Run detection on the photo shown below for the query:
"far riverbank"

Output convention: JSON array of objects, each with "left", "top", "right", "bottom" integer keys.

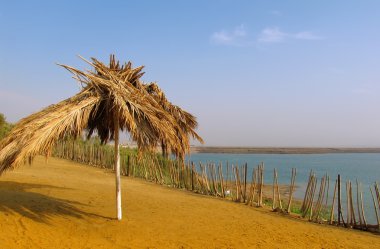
[{"left": 191, "top": 147, "right": 380, "bottom": 154}]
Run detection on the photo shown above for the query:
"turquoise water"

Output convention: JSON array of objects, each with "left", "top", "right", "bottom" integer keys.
[{"left": 186, "top": 153, "right": 380, "bottom": 224}]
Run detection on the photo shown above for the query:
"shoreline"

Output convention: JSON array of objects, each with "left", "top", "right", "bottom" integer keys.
[{"left": 190, "top": 146, "right": 380, "bottom": 154}]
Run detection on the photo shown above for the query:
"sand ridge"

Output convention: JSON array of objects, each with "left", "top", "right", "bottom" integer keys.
[{"left": 0, "top": 157, "right": 379, "bottom": 248}]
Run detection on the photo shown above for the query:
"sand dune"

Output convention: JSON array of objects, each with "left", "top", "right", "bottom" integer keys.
[{"left": 0, "top": 157, "right": 379, "bottom": 248}]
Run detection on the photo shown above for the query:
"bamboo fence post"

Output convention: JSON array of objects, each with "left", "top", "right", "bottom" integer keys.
[
  {"left": 301, "top": 170, "right": 313, "bottom": 212},
  {"left": 319, "top": 175, "right": 327, "bottom": 219},
  {"left": 346, "top": 181, "right": 350, "bottom": 225},
  {"left": 275, "top": 168, "right": 282, "bottom": 210},
  {"left": 234, "top": 165, "right": 241, "bottom": 202},
  {"left": 356, "top": 179, "right": 363, "bottom": 228},
  {"left": 302, "top": 174, "right": 314, "bottom": 217},
  {"left": 359, "top": 183, "right": 367, "bottom": 229},
  {"left": 223, "top": 163, "right": 227, "bottom": 196},
  {"left": 257, "top": 163, "right": 264, "bottom": 207},
  {"left": 215, "top": 164, "right": 221, "bottom": 196},
  {"left": 196, "top": 164, "right": 205, "bottom": 193},
  {"left": 212, "top": 164, "right": 217, "bottom": 196},
  {"left": 238, "top": 165, "right": 243, "bottom": 200},
  {"left": 209, "top": 164, "right": 216, "bottom": 195},
  {"left": 257, "top": 164, "right": 261, "bottom": 206},
  {"left": 319, "top": 175, "right": 328, "bottom": 221},
  {"left": 272, "top": 168, "right": 276, "bottom": 210},
  {"left": 314, "top": 175, "right": 326, "bottom": 221},
  {"left": 338, "top": 175, "right": 346, "bottom": 227},
  {"left": 308, "top": 177, "right": 317, "bottom": 221},
  {"left": 243, "top": 163, "right": 248, "bottom": 203},
  {"left": 198, "top": 163, "right": 204, "bottom": 193},
  {"left": 191, "top": 162, "right": 195, "bottom": 191},
  {"left": 287, "top": 168, "right": 296, "bottom": 213},
  {"left": 323, "top": 175, "right": 330, "bottom": 219},
  {"left": 330, "top": 179, "right": 337, "bottom": 225},
  {"left": 208, "top": 164, "right": 213, "bottom": 194},
  {"left": 223, "top": 163, "right": 227, "bottom": 197},
  {"left": 375, "top": 182, "right": 380, "bottom": 208},
  {"left": 338, "top": 175, "right": 342, "bottom": 225},
  {"left": 261, "top": 163, "right": 264, "bottom": 206},
  {"left": 370, "top": 186, "right": 380, "bottom": 230},
  {"left": 201, "top": 163, "right": 211, "bottom": 194},
  {"left": 349, "top": 181, "right": 356, "bottom": 227},
  {"left": 252, "top": 168, "right": 258, "bottom": 206},
  {"left": 219, "top": 163, "right": 225, "bottom": 198},
  {"left": 246, "top": 168, "right": 257, "bottom": 206},
  {"left": 226, "top": 161, "right": 230, "bottom": 197},
  {"left": 232, "top": 165, "right": 237, "bottom": 201}
]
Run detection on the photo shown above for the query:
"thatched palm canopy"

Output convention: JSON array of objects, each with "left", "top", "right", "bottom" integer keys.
[
  {"left": 144, "top": 83, "right": 204, "bottom": 158},
  {"left": 0, "top": 55, "right": 199, "bottom": 174}
]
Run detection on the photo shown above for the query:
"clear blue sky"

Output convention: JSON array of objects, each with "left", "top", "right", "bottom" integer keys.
[{"left": 1, "top": 1, "right": 380, "bottom": 147}]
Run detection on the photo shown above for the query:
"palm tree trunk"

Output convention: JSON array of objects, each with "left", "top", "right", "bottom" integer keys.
[{"left": 114, "top": 112, "right": 122, "bottom": 220}]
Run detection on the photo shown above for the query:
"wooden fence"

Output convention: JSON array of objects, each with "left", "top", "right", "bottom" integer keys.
[{"left": 53, "top": 140, "right": 380, "bottom": 233}]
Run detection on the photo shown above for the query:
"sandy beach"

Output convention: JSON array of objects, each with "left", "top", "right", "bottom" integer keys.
[{"left": 0, "top": 156, "right": 379, "bottom": 249}]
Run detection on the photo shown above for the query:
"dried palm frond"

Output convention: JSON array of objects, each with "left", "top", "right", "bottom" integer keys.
[{"left": 145, "top": 82, "right": 204, "bottom": 159}]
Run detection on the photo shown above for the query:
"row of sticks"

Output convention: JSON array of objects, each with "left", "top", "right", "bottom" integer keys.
[
  {"left": 54, "top": 140, "right": 167, "bottom": 182},
  {"left": 53, "top": 141, "right": 380, "bottom": 232},
  {"left": 168, "top": 162, "right": 380, "bottom": 231},
  {"left": 300, "top": 171, "right": 380, "bottom": 231},
  {"left": 54, "top": 141, "right": 294, "bottom": 209}
]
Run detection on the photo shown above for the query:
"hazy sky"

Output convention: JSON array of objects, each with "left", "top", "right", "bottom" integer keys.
[{"left": 1, "top": 1, "right": 380, "bottom": 147}]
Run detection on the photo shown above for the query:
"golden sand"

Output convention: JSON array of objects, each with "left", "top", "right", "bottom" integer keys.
[{"left": 0, "top": 157, "right": 379, "bottom": 248}]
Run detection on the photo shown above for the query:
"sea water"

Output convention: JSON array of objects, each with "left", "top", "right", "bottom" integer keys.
[{"left": 186, "top": 153, "right": 380, "bottom": 224}]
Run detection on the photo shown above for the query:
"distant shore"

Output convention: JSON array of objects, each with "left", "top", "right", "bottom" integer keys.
[{"left": 190, "top": 146, "right": 380, "bottom": 154}]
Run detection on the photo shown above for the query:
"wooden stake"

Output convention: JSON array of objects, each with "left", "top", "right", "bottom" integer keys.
[
  {"left": 235, "top": 165, "right": 239, "bottom": 201},
  {"left": 301, "top": 170, "right": 313, "bottom": 213},
  {"left": 314, "top": 175, "right": 326, "bottom": 221},
  {"left": 287, "top": 168, "right": 296, "bottom": 213},
  {"left": 191, "top": 162, "right": 195, "bottom": 191},
  {"left": 375, "top": 182, "right": 380, "bottom": 213},
  {"left": 272, "top": 168, "right": 276, "bottom": 210},
  {"left": 349, "top": 181, "right": 356, "bottom": 227},
  {"left": 359, "top": 183, "right": 367, "bottom": 229},
  {"left": 114, "top": 111, "right": 122, "bottom": 221},
  {"left": 330, "top": 179, "right": 337, "bottom": 225},
  {"left": 258, "top": 163, "right": 264, "bottom": 207},
  {"left": 323, "top": 175, "right": 330, "bottom": 221},
  {"left": 308, "top": 177, "right": 317, "bottom": 221},
  {"left": 338, "top": 175, "right": 342, "bottom": 225},
  {"left": 275, "top": 168, "right": 282, "bottom": 209},
  {"left": 370, "top": 186, "right": 380, "bottom": 230},
  {"left": 243, "top": 163, "right": 248, "bottom": 203},
  {"left": 356, "top": 179, "right": 363, "bottom": 228},
  {"left": 219, "top": 163, "right": 225, "bottom": 198},
  {"left": 246, "top": 168, "right": 257, "bottom": 206},
  {"left": 346, "top": 181, "right": 350, "bottom": 225}
]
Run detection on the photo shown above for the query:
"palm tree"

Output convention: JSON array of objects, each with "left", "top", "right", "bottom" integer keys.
[{"left": 0, "top": 55, "right": 197, "bottom": 220}]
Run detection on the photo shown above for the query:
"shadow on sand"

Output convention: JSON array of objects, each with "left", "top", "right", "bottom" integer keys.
[{"left": 0, "top": 181, "right": 112, "bottom": 223}]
